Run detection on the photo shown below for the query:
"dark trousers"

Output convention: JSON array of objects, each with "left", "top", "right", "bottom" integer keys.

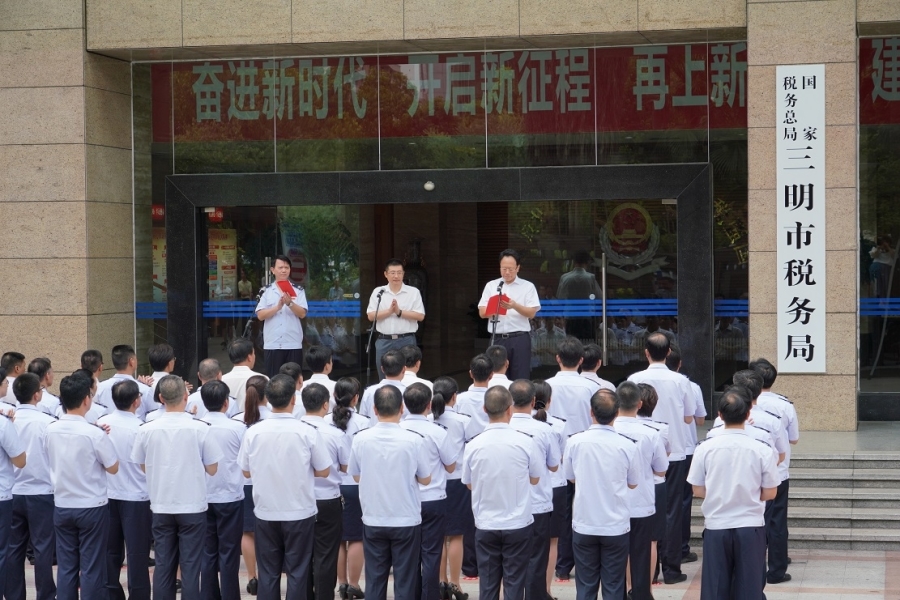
[
  {"left": 264, "top": 348, "right": 304, "bottom": 378},
  {"left": 108, "top": 499, "right": 152, "bottom": 600},
  {"left": 526, "top": 513, "right": 552, "bottom": 600},
  {"left": 6, "top": 493, "right": 56, "bottom": 600},
  {"left": 0, "top": 499, "right": 13, "bottom": 599},
  {"left": 363, "top": 524, "right": 421, "bottom": 600},
  {"left": 700, "top": 527, "right": 766, "bottom": 600},
  {"left": 462, "top": 525, "right": 478, "bottom": 577},
  {"left": 374, "top": 337, "right": 417, "bottom": 380},
  {"left": 660, "top": 458, "right": 687, "bottom": 580},
  {"left": 681, "top": 453, "right": 694, "bottom": 556},
  {"left": 56, "top": 505, "right": 110, "bottom": 600},
  {"left": 256, "top": 515, "right": 316, "bottom": 600},
  {"left": 419, "top": 499, "right": 447, "bottom": 600},
  {"left": 628, "top": 516, "right": 653, "bottom": 600},
  {"left": 308, "top": 497, "right": 343, "bottom": 600},
  {"left": 474, "top": 525, "right": 532, "bottom": 600},
  {"left": 572, "top": 531, "right": 629, "bottom": 600},
  {"left": 495, "top": 333, "right": 531, "bottom": 381},
  {"left": 765, "top": 479, "right": 790, "bottom": 579},
  {"left": 555, "top": 481, "right": 575, "bottom": 576},
  {"left": 202, "top": 501, "right": 244, "bottom": 600},
  {"left": 153, "top": 511, "right": 206, "bottom": 600}
]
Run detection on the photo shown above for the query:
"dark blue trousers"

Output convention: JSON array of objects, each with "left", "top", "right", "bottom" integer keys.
[
  {"left": 474, "top": 525, "right": 532, "bottom": 600},
  {"left": 56, "top": 504, "right": 110, "bottom": 600},
  {"left": 572, "top": 531, "right": 628, "bottom": 600},
  {"left": 681, "top": 453, "right": 694, "bottom": 556},
  {"left": 555, "top": 481, "right": 575, "bottom": 577},
  {"left": 418, "top": 499, "right": 447, "bottom": 600},
  {"left": 108, "top": 499, "right": 152, "bottom": 600},
  {"left": 526, "top": 513, "right": 551, "bottom": 600},
  {"left": 0, "top": 498, "right": 12, "bottom": 599},
  {"left": 765, "top": 479, "right": 791, "bottom": 580},
  {"left": 309, "top": 497, "right": 343, "bottom": 600},
  {"left": 628, "top": 516, "right": 654, "bottom": 600},
  {"left": 153, "top": 511, "right": 206, "bottom": 600},
  {"left": 363, "top": 524, "right": 421, "bottom": 600},
  {"left": 495, "top": 332, "right": 531, "bottom": 380},
  {"left": 661, "top": 458, "right": 687, "bottom": 580},
  {"left": 6, "top": 493, "right": 56, "bottom": 600},
  {"left": 256, "top": 515, "right": 316, "bottom": 600},
  {"left": 202, "top": 501, "right": 244, "bottom": 600},
  {"left": 700, "top": 527, "right": 766, "bottom": 600}
]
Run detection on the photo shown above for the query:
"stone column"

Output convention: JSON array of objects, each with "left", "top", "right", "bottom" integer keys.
[
  {"left": 747, "top": 0, "right": 857, "bottom": 430},
  {"left": 0, "top": 1, "right": 134, "bottom": 379}
]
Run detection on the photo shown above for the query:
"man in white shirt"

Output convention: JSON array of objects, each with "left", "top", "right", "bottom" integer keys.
[
  {"left": 0, "top": 352, "right": 26, "bottom": 406},
  {"left": 400, "top": 345, "right": 433, "bottom": 390},
  {"left": 185, "top": 358, "right": 229, "bottom": 419},
  {"left": 222, "top": 338, "right": 267, "bottom": 414},
  {"left": 454, "top": 355, "right": 493, "bottom": 436},
  {"left": 28, "top": 358, "right": 59, "bottom": 418},
  {"left": 688, "top": 388, "right": 779, "bottom": 600},
  {"left": 94, "top": 345, "right": 156, "bottom": 421},
  {"left": 350, "top": 385, "right": 431, "bottom": 600},
  {"left": 580, "top": 343, "right": 615, "bottom": 391},
  {"left": 478, "top": 249, "right": 541, "bottom": 380},
  {"left": 564, "top": 389, "right": 640, "bottom": 600},
  {"left": 0, "top": 393, "right": 25, "bottom": 600},
  {"left": 462, "top": 386, "right": 542, "bottom": 600},
  {"left": 132, "top": 375, "right": 222, "bottom": 600},
  {"left": 97, "top": 379, "right": 153, "bottom": 600},
  {"left": 256, "top": 254, "right": 310, "bottom": 377},
  {"left": 484, "top": 345, "right": 513, "bottom": 390},
  {"left": 302, "top": 345, "right": 338, "bottom": 398},
  {"left": 626, "top": 333, "right": 694, "bottom": 584},
  {"left": 359, "top": 351, "right": 407, "bottom": 418},
  {"left": 366, "top": 259, "right": 426, "bottom": 380},
  {"left": 45, "top": 372, "right": 119, "bottom": 600}
]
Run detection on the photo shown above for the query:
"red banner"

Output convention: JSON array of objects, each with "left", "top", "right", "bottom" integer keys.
[{"left": 860, "top": 37, "right": 900, "bottom": 125}]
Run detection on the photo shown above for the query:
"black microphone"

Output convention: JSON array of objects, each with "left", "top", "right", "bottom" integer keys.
[
  {"left": 496, "top": 281, "right": 504, "bottom": 293},
  {"left": 376, "top": 288, "right": 385, "bottom": 298}
]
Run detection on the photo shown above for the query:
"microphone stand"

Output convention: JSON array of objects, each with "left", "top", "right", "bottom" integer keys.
[
  {"left": 490, "top": 281, "right": 503, "bottom": 346},
  {"left": 366, "top": 288, "right": 385, "bottom": 387}
]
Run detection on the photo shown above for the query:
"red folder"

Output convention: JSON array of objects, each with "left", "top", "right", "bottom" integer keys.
[
  {"left": 276, "top": 280, "right": 297, "bottom": 298},
  {"left": 485, "top": 294, "right": 509, "bottom": 317}
]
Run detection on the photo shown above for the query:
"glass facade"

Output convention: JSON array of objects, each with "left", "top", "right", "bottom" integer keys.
[{"left": 133, "top": 42, "right": 748, "bottom": 387}]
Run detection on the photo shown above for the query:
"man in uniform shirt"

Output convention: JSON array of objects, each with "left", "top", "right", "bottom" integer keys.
[
  {"left": 222, "top": 338, "right": 267, "bottom": 414},
  {"left": 80, "top": 349, "right": 104, "bottom": 381},
  {"left": 7, "top": 372, "right": 57, "bottom": 600},
  {"left": 478, "top": 249, "right": 541, "bottom": 380},
  {"left": 626, "top": 333, "right": 694, "bottom": 584},
  {"left": 454, "top": 354, "right": 492, "bottom": 436},
  {"left": 366, "top": 259, "right": 426, "bottom": 380},
  {"left": 255, "top": 254, "right": 310, "bottom": 376},
  {"left": 0, "top": 391, "right": 25, "bottom": 600},
  {"left": 688, "top": 389, "right": 779, "bottom": 600},
  {"left": 301, "top": 345, "right": 338, "bottom": 398},
  {"left": 98, "top": 380, "right": 153, "bottom": 600},
  {"left": 580, "top": 343, "right": 615, "bottom": 391},
  {"left": 185, "top": 358, "right": 228, "bottom": 419},
  {"left": 1, "top": 352, "right": 26, "bottom": 406},
  {"left": 484, "top": 345, "right": 513, "bottom": 389},
  {"left": 613, "top": 382, "right": 668, "bottom": 600},
  {"left": 349, "top": 385, "right": 431, "bottom": 600},
  {"left": 200, "top": 380, "right": 247, "bottom": 600},
  {"left": 462, "top": 386, "right": 542, "bottom": 600},
  {"left": 358, "top": 350, "right": 407, "bottom": 418},
  {"left": 29, "top": 358, "right": 60, "bottom": 417},
  {"left": 45, "top": 372, "right": 119, "bottom": 600},
  {"left": 400, "top": 345, "right": 433, "bottom": 390},
  {"left": 94, "top": 345, "right": 156, "bottom": 420},
  {"left": 750, "top": 357, "right": 800, "bottom": 585},
  {"left": 132, "top": 374, "right": 222, "bottom": 600},
  {"left": 401, "top": 383, "right": 457, "bottom": 600}
]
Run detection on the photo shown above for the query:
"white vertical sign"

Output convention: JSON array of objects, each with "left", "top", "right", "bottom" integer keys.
[{"left": 776, "top": 64, "right": 826, "bottom": 373}]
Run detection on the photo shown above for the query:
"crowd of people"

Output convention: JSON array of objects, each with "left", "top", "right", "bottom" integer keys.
[{"left": 0, "top": 328, "right": 799, "bottom": 600}]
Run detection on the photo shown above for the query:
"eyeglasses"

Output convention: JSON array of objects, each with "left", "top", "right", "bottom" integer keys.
[{"left": 500, "top": 267, "right": 517, "bottom": 272}]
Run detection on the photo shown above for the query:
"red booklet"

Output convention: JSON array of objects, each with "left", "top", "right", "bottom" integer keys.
[
  {"left": 485, "top": 294, "right": 509, "bottom": 317},
  {"left": 276, "top": 280, "right": 297, "bottom": 298}
]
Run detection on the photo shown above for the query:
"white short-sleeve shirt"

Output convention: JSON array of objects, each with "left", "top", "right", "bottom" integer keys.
[
  {"left": 477, "top": 277, "right": 540, "bottom": 334},
  {"left": 202, "top": 412, "right": 247, "bottom": 504},
  {"left": 436, "top": 410, "right": 471, "bottom": 481},
  {"left": 12, "top": 404, "right": 56, "bottom": 496},
  {"left": 455, "top": 387, "right": 489, "bottom": 435},
  {"left": 45, "top": 414, "right": 118, "bottom": 509},
  {"left": 400, "top": 415, "right": 457, "bottom": 502},
  {"left": 366, "top": 284, "right": 425, "bottom": 336},
  {"left": 255, "top": 282, "right": 309, "bottom": 350},
  {"left": 614, "top": 417, "right": 669, "bottom": 518},
  {"left": 545, "top": 371, "right": 600, "bottom": 437},
  {"left": 329, "top": 411, "right": 370, "bottom": 486},
  {"left": 0, "top": 416, "right": 24, "bottom": 500},
  {"left": 358, "top": 381, "right": 407, "bottom": 419},
  {"left": 757, "top": 391, "right": 799, "bottom": 481},
  {"left": 627, "top": 364, "right": 694, "bottom": 461},
  {"left": 221, "top": 367, "right": 267, "bottom": 414},
  {"left": 685, "top": 380, "right": 707, "bottom": 456},
  {"left": 508, "top": 414, "right": 561, "bottom": 514},
  {"left": 96, "top": 410, "right": 149, "bottom": 502},
  {"left": 300, "top": 415, "right": 349, "bottom": 500}
]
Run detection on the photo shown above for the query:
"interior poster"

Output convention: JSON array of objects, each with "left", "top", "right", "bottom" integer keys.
[
  {"left": 209, "top": 229, "right": 238, "bottom": 299},
  {"left": 152, "top": 227, "right": 167, "bottom": 302}
]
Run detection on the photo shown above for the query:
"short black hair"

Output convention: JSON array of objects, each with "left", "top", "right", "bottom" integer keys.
[
  {"left": 201, "top": 380, "right": 230, "bottom": 412},
  {"left": 401, "top": 344, "right": 423, "bottom": 368},
  {"left": 81, "top": 350, "right": 103, "bottom": 374},
  {"left": 227, "top": 338, "right": 254, "bottom": 364},
  {"left": 27, "top": 357, "right": 52, "bottom": 381},
  {"left": 59, "top": 372, "right": 93, "bottom": 411},
  {"left": 486, "top": 345, "right": 508, "bottom": 373},
  {"left": 469, "top": 354, "right": 493, "bottom": 383},
  {"left": 582, "top": 343, "right": 602, "bottom": 371},
  {"left": 645, "top": 332, "right": 670, "bottom": 362},
  {"left": 637, "top": 383, "right": 658, "bottom": 418},
  {"left": 111, "top": 345, "right": 136, "bottom": 370},
  {"left": 265, "top": 374, "right": 296, "bottom": 409},
  {"left": 380, "top": 350, "right": 405, "bottom": 378},
  {"left": 112, "top": 379, "right": 141, "bottom": 411},
  {"left": 13, "top": 373, "right": 41, "bottom": 404},
  {"left": 499, "top": 249, "right": 521, "bottom": 265},
  {"left": 0, "top": 352, "right": 25, "bottom": 372},
  {"left": 557, "top": 337, "right": 584, "bottom": 368},
  {"left": 148, "top": 344, "right": 175, "bottom": 372},
  {"left": 484, "top": 386, "right": 513, "bottom": 417},
  {"left": 279, "top": 362, "right": 303, "bottom": 383},
  {"left": 718, "top": 387, "right": 751, "bottom": 425},
  {"left": 665, "top": 348, "right": 681, "bottom": 372},
  {"left": 306, "top": 345, "right": 333, "bottom": 373},
  {"left": 384, "top": 259, "right": 404, "bottom": 271},
  {"left": 374, "top": 384, "right": 403, "bottom": 417},
  {"left": 274, "top": 254, "right": 292, "bottom": 267},
  {"left": 749, "top": 358, "right": 778, "bottom": 388},
  {"left": 403, "top": 382, "right": 432, "bottom": 415},
  {"left": 616, "top": 381, "right": 642, "bottom": 411},
  {"left": 732, "top": 370, "right": 763, "bottom": 401},
  {"left": 509, "top": 379, "right": 535, "bottom": 407},
  {"left": 301, "top": 383, "right": 330, "bottom": 413},
  {"left": 590, "top": 389, "right": 619, "bottom": 425},
  {"left": 573, "top": 250, "right": 591, "bottom": 265}
]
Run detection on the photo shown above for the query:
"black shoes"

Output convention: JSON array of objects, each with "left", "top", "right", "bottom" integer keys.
[
  {"left": 767, "top": 573, "right": 792, "bottom": 584},
  {"left": 555, "top": 571, "right": 571, "bottom": 582},
  {"left": 682, "top": 552, "right": 698, "bottom": 563},
  {"left": 175, "top": 579, "right": 182, "bottom": 593},
  {"left": 246, "top": 577, "right": 258, "bottom": 595},
  {"left": 663, "top": 573, "right": 688, "bottom": 584},
  {"left": 446, "top": 582, "right": 468, "bottom": 600},
  {"left": 339, "top": 583, "right": 350, "bottom": 600},
  {"left": 346, "top": 584, "right": 365, "bottom": 599}
]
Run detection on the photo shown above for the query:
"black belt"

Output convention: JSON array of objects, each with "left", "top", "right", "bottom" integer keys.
[
  {"left": 497, "top": 331, "right": 529, "bottom": 339},
  {"left": 378, "top": 332, "right": 415, "bottom": 340}
]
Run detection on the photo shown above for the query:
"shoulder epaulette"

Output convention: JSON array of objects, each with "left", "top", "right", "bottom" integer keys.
[
  {"left": 554, "top": 416, "right": 567, "bottom": 422},
  {"left": 710, "top": 423, "right": 723, "bottom": 429},
  {"left": 755, "top": 439, "right": 772, "bottom": 448},
  {"left": 568, "top": 432, "right": 580, "bottom": 438},
  {"left": 352, "top": 429, "right": 363, "bottom": 436},
  {"left": 618, "top": 433, "right": 638, "bottom": 443},
  {"left": 750, "top": 424, "right": 770, "bottom": 434},
  {"left": 458, "top": 412, "right": 473, "bottom": 418},
  {"left": 406, "top": 428, "right": 425, "bottom": 438},
  {"left": 193, "top": 418, "right": 211, "bottom": 425},
  {"left": 431, "top": 421, "right": 448, "bottom": 430},
  {"left": 642, "top": 423, "right": 660, "bottom": 431},
  {"left": 330, "top": 423, "right": 344, "bottom": 431},
  {"left": 465, "top": 432, "right": 481, "bottom": 443},
  {"left": 300, "top": 420, "right": 317, "bottom": 429},
  {"left": 538, "top": 420, "right": 552, "bottom": 427},
  {"left": 516, "top": 430, "right": 533, "bottom": 438},
  {"left": 764, "top": 410, "right": 780, "bottom": 419}
]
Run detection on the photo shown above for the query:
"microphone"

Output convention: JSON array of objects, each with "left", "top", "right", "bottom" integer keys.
[
  {"left": 496, "top": 281, "right": 504, "bottom": 293},
  {"left": 376, "top": 288, "right": 385, "bottom": 298}
]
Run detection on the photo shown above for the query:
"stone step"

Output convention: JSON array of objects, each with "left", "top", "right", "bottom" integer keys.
[
  {"left": 690, "top": 525, "right": 900, "bottom": 550},
  {"left": 690, "top": 505, "right": 900, "bottom": 529},
  {"left": 788, "top": 468, "right": 900, "bottom": 488},
  {"left": 690, "top": 486, "right": 900, "bottom": 508},
  {"left": 790, "top": 452, "right": 900, "bottom": 470}
]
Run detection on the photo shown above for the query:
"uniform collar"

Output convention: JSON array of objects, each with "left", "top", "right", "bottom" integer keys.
[
  {"left": 616, "top": 416, "right": 639, "bottom": 423},
  {"left": 112, "top": 373, "right": 135, "bottom": 380},
  {"left": 160, "top": 411, "right": 191, "bottom": 419},
  {"left": 59, "top": 414, "right": 87, "bottom": 423},
  {"left": 231, "top": 365, "right": 254, "bottom": 372},
  {"left": 647, "top": 363, "right": 668, "bottom": 370},
  {"left": 374, "top": 421, "right": 401, "bottom": 428},
  {"left": 511, "top": 413, "right": 533, "bottom": 420},
  {"left": 205, "top": 411, "right": 230, "bottom": 421},
  {"left": 17, "top": 404, "right": 39, "bottom": 412},
  {"left": 309, "top": 374, "right": 330, "bottom": 382},
  {"left": 405, "top": 414, "right": 429, "bottom": 421},
  {"left": 114, "top": 410, "right": 139, "bottom": 419},
  {"left": 555, "top": 370, "right": 580, "bottom": 377},
  {"left": 302, "top": 414, "right": 326, "bottom": 423},
  {"left": 269, "top": 412, "right": 294, "bottom": 419},
  {"left": 485, "top": 423, "right": 511, "bottom": 431},
  {"left": 589, "top": 424, "right": 616, "bottom": 432}
]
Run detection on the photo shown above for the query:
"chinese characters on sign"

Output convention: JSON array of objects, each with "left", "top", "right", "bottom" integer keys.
[
  {"left": 860, "top": 38, "right": 900, "bottom": 125},
  {"left": 776, "top": 65, "right": 826, "bottom": 373}
]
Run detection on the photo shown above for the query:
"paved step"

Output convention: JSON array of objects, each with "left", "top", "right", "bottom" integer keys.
[
  {"left": 789, "top": 468, "right": 900, "bottom": 488},
  {"left": 690, "top": 526, "right": 900, "bottom": 550},
  {"left": 690, "top": 505, "right": 900, "bottom": 529},
  {"left": 790, "top": 452, "right": 900, "bottom": 470}
]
